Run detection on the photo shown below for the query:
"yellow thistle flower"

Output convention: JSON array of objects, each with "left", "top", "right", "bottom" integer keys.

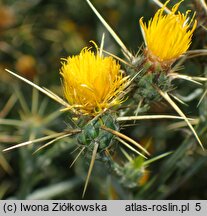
[
  {"left": 60, "top": 44, "right": 129, "bottom": 116},
  {"left": 139, "top": 0, "right": 197, "bottom": 68}
]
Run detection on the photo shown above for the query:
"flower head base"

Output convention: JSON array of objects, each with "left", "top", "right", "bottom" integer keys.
[
  {"left": 60, "top": 44, "right": 129, "bottom": 116},
  {"left": 139, "top": 0, "right": 197, "bottom": 69}
]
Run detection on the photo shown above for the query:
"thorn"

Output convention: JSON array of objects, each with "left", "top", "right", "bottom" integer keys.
[
  {"left": 82, "top": 142, "right": 99, "bottom": 198},
  {"left": 101, "top": 125, "right": 150, "bottom": 157},
  {"left": 85, "top": 0, "right": 133, "bottom": 60},
  {"left": 155, "top": 87, "right": 205, "bottom": 151},
  {"left": 70, "top": 147, "right": 85, "bottom": 168}
]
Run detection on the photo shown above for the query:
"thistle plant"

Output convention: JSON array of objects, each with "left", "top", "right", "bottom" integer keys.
[
  {"left": 60, "top": 44, "right": 130, "bottom": 116},
  {"left": 1, "top": 0, "right": 207, "bottom": 199},
  {"left": 140, "top": 0, "right": 197, "bottom": 70}
]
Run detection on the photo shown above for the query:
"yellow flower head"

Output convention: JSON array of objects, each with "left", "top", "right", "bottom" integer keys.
[
  {"left": 139, "top": 0, "right": 197, "bottom": 65},
  {"left": 60, "top": 44, "right": 129, "bottom": 116}
]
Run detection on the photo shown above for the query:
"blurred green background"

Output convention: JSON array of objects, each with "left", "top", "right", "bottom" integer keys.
[{"left": 0, "top": 0, "right": 207, "bottom": 199}]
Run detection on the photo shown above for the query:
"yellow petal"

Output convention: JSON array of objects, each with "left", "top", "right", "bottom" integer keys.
[
  {"left": 140, "top": 0, "right": 197, "bottom": 63},
  {"left": 60, "top": 44, "right": 130, "bottom": 116}
]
